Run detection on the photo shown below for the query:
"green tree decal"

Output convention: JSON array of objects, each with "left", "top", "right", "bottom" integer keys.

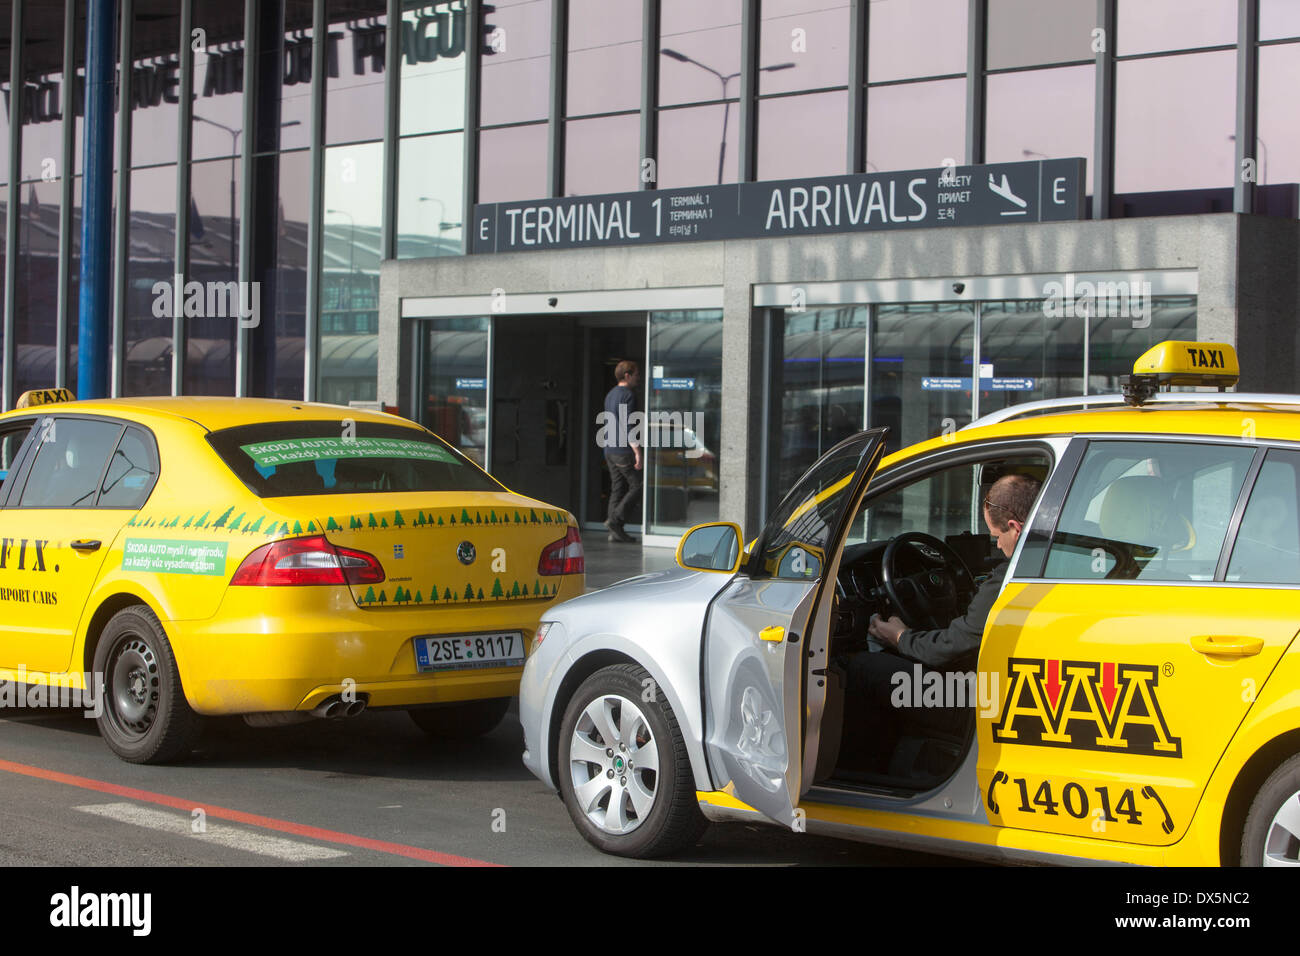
[
  {"left": 533, "top": 579, "right": 541, "bottom": 596},
  {"left": 196, "top": 510, "right": 210, "bottom": 528},
  {"left": 307, "top": 521, "right": 317, "bottom": 532},
  {"left": 542, "top": 512, "right": 552, "bottom": 524},
  {"left": 491, "top": 578, "right": 504, "bottom": 599},
  {"left": 449, "top": 514, "right": 456, "bottom": 524},
  {"left": 530, "top": 509, "right": 539, "bottom": 524},
  {"left": 327, "top": 517, "right": 341, "bottom": 532},
  {"left": 368, "top": 513, "right": 378, "bottom": 528},
  {"left": 475, "top": 512, "right": 482, "bottom": 524},
  {"left": 437, "top": 515, "right": 444, "bottom": 526},
  {"left": 443, "top": 587, "right": 453, "bottom": 602},
  {"left": 246, "top": 516, "right": 264, "bottom": 535},
  {"left": 230, "top": 512, "right": 246, "bottom": 532},
  {"left": 350, "top": 515, "right": 362, "bottom": 530},
  {"left": 380, "top": 517, "right": 388, "bottom": 528},
  {"left": 414, "top": 590, "right": 423, "bottom": 604},
  {"left": 463, "top": 582, "right": 474, "bottom": 601},
  {"left": 514, "top": 510, "right": 523, "bottom": 523},
  {"left": 377, "top": 589, "right": 387, "bottom": 604},
  {"left": 477, "top": 587, "right": 485, "bottom": 600},
  {"left": 395, "top": 586, "right": 408, "bottom": 604},
  {"left": 292, "top": 520, "right": 302, "bottom": 534},
  {"left": 414, "top": 512, "right": 424, "bottom": 527},
  {"left": 510, "top": 581, "right": 521, "bottom": 597},
  {"left": 212, "top": 507, "right": 234, "bottom": 530},
  {"left": 363, "top": 586, "right": 376, "bottom": 604},
  {"left": 393, "top": 511, "right": 405, "bottom": 528},
  {"left": 489, "top": 510, "right": 498, "bottom": 524},
  {"left": 182, "top": 516, "right": 193, "bottom": 529},
  {"left": 126, "top": 515, "right": 137, "bottom": 527},
  {"left": 461, "top": 508, "right": 472, "bottom": 525},
  {"left": 429, "top": 586, "right": 438, "bottom": 602}
]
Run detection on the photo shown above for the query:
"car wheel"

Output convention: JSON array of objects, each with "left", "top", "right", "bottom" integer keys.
[
  {"left": 408, "top": 697, "right": 511, "bottom": 738},
  {"left": 557, "top": 663, "right": 706, "bottom": 858},
  {"left": 1241, "top": 753, "right": 1300, "bottom": 866},
  {"left": 93, "top": 605, "right": 203, "bottom": 764}
]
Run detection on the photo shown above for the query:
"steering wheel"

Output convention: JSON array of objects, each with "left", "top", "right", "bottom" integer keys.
[{"left": 880, "top": 532, "right": 977, "bottom": 631}]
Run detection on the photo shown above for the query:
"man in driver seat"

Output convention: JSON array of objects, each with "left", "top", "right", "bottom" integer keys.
[{"left": 866, "top": 473, "right": 1041, "bottom": 663}]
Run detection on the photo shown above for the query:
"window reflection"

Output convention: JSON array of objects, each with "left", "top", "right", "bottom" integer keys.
[
  {"left": 759, "top": 0, "right": 850, "bottom": 95},
  {"left": 479, "top": 123, "right": 548, "bottom": 202},
  {"left": 398, "top": 131, "right": 465, "bottom": 256},
  {"left": 325, "top": 0, "right": 387, "bottom": 145},
  {"left": 1117, "top": 0, "right": 1237, "bottom": 56},
  {"left": 480, "top": 0, "right": 553, "bottom": 126},
  {"left": 319, "top": 142, "right": 382, "bottom": 405},
  {"left": 124, "top": 164, "right": 178, "bottom": 398},
  {"left": 128, "top": 2, "right": 182, "bottom": 168},
  {"left": 985, "top": 64, "right": 1094, "bottom": 181},
  {"left": 191, "top": 0, "right": 248, "bottom": 161},
  {"left": 758, "top": 91, "right": 847, "bottom": 180},
  {"left": 774, "top": 307, "right": 865, "bottom": 500},
  {"left": 1257, "top": 44, "right": 1300, "bottom": 193},
  {"left": 659, "top": 0, "right": 742, "bottom": 107},
  {"left": 986, "top": 0, "right": 1093, "bottom": 71},
  {"left": 260, "top": 148, "right": 310, "bottom": 400},
  {"left": 1261, "top": 0, "right": 1300, "bottom": 41},
  {"left": 657, "top": 103, "right": 739, "bottom": 187},
  {"left": 565, "top": 113, "right": 641, "bottom": 195},
  {"left": 14, "top": 180, "right": 60, "bottom": 398},
  {"left": 566, "top": 0, "right": 642, "bottom": 116},
  {"left": 401, "top": 1, "right": 468, "bottom": 135},
  {"left": 423, "top": 316, "right": 489, "bottom": 466},
  {"left": 866, "top": 78, "right": 963, "bottom": 174},
  {"left": 1115, "top": 51, "right": 1235, "bottom": 194},
  {"left": 1088, "top": 296, "right": 1196, "bottom": 393},
  {"left": 868, "top": 0, "right": 967, "bottom": 83},
  {"left": 186, "top": 158, "right": 241, "bottom": 395}
]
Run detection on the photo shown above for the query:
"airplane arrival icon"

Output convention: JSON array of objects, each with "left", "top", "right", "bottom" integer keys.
[{"left": 988, "top": 173, "right": 1028, "bottom": 215}]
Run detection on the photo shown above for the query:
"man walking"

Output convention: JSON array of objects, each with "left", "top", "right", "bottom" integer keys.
[{"left": 602, "top": 360, "right": 642, "bottom": 543}]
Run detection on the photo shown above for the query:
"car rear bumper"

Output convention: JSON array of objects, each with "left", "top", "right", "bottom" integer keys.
[{"left": 165, "top": 577, "right": 584, "bottom": 715}]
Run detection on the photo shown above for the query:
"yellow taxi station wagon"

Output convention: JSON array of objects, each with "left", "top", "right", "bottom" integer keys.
[
  {"left": 520, "top": 342, "right": 1300, "bottom": 865},
  {"left": 0, "top": 394, "right": 584, "bottom": 764}
]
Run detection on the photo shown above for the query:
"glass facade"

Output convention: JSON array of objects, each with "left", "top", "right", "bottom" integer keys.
[{"left": 0, "top": 0, "right": 1293, "bottom": 425}]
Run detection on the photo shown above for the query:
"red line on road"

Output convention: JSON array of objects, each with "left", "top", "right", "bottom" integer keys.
[{"left": 0, "top": 757, "right": 501, "bottom": 867}]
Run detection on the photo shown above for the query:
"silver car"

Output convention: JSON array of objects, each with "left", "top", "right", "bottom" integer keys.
[{"left": 520, "top": 429, "right": 889, "bottom": 857}]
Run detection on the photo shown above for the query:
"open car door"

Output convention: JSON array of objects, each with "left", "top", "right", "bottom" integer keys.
[{"left": 703, "top": 429, "right": 887, "bottom": 826}]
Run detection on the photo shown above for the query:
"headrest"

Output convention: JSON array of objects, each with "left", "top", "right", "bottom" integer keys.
[{"left": 1099, "top": 476, "right": 1193, "bottom": 551}]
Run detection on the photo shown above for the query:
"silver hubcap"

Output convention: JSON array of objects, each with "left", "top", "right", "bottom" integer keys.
[
  {"left": 1263, "top": 791, "right": 1300, "bottom": 866},
  {"left": 568, "top": 694, "right": 659, "bottom": 835}
]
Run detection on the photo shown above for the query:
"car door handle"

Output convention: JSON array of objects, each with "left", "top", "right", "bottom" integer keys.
[
  {"left": 1190, "top": 634, "right": 1264, "bottom": 658},
  {"left": 70, "top": 539, "right": 102, "bottom": 553},
  {"left": 759, "top": 625, "right": 785, "bottom": 643}
]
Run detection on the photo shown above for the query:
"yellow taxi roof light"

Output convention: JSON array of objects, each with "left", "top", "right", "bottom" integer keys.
[
  {"left": 1131, "top": 341, "right": 1239, "bottom": 388},
  {"left": 15, "top": 387, "right": 76, "bottom": 409}
]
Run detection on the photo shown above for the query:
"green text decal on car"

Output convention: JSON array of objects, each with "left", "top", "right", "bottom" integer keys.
[{"left": 240, "top": 437, "right": 458, "bottom": 468}]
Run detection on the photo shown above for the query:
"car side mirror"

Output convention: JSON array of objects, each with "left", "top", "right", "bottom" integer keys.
[{"left": 676, "top": 522, "right": 743, "bottom": 574}]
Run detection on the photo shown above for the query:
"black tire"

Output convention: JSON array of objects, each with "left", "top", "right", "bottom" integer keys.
[
  {"left": 408, "top": 697, "right": 511, "bottom": 738},
  {"left": 1240, "top": 752, "right": 1300, "bottom": 866},
  {"left": 556, "top": 663, "right": 707, "bottom": 858},
  {"left": 92, "top": 605, "right": 203, "bottom": 764}
]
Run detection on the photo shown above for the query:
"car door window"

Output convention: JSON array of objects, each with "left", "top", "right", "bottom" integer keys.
[
  {"left": 1043, "top": 440, "right": 1255, "bottom": 581},
  {"left": 1226, "top": 449, "right": 1300, "bottom": 585},
  {"left": 0, "top": 422, "right": 34, "bottom": 496},
  {"left": 17, "top": 418, "right": 123, "bottom": 508},
  {"left": 99, "top": 426, "right": 159, "bottom": 509}
]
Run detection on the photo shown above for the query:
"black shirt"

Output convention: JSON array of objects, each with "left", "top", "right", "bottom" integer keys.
[{"left": 602, "top": 384, "right": 639, "bottom": 459}]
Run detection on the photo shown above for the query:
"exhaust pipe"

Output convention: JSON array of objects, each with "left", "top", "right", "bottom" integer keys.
[{"left": 309, "top": 693, "right": 370, "bottom": 719}]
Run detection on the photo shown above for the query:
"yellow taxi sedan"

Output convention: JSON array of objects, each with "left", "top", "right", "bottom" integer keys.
[
  {"left": 0, "top": 393, "right": 584, "bottom": 763},
  {"left": 521, "top": 340, "right": 1300, "bottom": 865}
]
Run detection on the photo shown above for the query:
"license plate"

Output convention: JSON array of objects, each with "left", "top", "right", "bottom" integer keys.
[{"left": 414, "top": 632, "right": 524, "bottom": 672}]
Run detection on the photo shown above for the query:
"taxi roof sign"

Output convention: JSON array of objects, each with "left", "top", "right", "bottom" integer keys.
[
  {"left": 15, "top": 387, "right": 76, "bottom": 409},
  {"left": 1123, "top": 341, "right": 1238, "bottom": 406}
]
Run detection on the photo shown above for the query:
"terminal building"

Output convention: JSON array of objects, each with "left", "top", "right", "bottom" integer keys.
[{"left": 3, "top": 0, "right": 1300, "bottom": 543}]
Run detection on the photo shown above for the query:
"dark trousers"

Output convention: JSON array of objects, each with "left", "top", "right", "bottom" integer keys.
[{"left": 605, "top": 452, "right": 642, "bottom": 527}]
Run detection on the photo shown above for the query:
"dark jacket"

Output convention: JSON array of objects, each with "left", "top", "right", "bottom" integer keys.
[{"left": 897, "top": 559, "right": 1008, "bottom": 668}]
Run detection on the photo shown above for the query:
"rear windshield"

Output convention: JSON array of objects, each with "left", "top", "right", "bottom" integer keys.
[{"left": 207, "top": 421, "right": 502, "bottom": 498}]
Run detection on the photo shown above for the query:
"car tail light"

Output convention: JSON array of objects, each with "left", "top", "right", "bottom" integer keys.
[
  {"left": 230, "top": 535, "right": 385, "bottom": 587},
  {"left": 538, "top": 526, "right": 584, "bottom": 576}
]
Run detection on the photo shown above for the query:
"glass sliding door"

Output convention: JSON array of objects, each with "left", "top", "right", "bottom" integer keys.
[
  {"left": 978, "top": 298, "right": 1086, "bottom": 418},
  {"left": 870, "top": 303, "right": 975, "bottom": 454},
  {"left": 421, "top": 317, "right": 490, "bottom": 466},
  {"left": 643, "top": 310, "right": 723, "bottom": 536}
]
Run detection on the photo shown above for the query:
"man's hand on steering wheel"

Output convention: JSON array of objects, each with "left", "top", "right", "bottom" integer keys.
[{"left": 880, "top": 532, "right": 976, "bottom": 631}]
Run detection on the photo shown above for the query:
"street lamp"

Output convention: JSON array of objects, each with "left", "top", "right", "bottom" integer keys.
[
  {"left": 325, "top": 207, "right": 355, "bottom": 315},
  {"left": 418, "top": 195, "right": 463, "bottom": 252},
  {"left": 660, "top": 49, "right": 795, "bottom": 185}
]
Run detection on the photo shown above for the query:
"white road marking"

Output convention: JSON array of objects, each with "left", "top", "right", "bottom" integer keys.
[{"left": 75, "top": 803, "right": 349, "bottom": 862}]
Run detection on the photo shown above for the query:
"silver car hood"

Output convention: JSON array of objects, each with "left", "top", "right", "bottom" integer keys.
[{"left": 546, "top": 564, "right": 735, "bottom": 638}]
